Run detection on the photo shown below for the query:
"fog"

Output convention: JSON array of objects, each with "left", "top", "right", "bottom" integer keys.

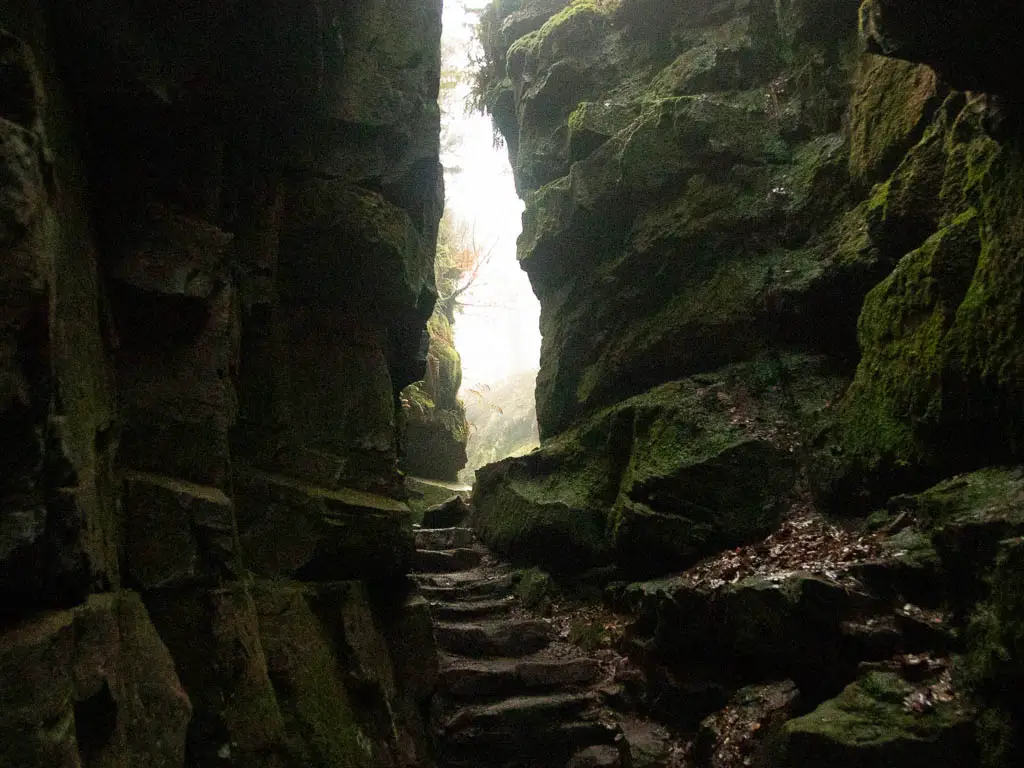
[{"left": 440, "top": 1, "right": 541, "bottom": 391}]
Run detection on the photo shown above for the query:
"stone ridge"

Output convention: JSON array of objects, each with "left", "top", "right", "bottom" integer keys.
[{"left": 0, "top": 1, "right": 445, "bottom": 766}]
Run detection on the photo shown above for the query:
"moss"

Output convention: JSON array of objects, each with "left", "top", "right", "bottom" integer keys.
[
  {"left": 852, "top": 210, "right": 981, "bottom": 427},
  {"left": 777, "top": 671, "right": 976, "bottom": 765},
  {"left": 506, "top": 0, "right": 615, "bottom": 74},
  {"left": 517, "top": 567, "right": 556, "bottom": 609},
  {"left": 568, "top": 615, "right": 611, "bottom": 651},
  {"left": 476, "top": 355, "right": 836, "bottom": 575},
  {"left": 254, "top": 584, "right": 377, "bottom": 768},
  {"left": 847, "top": 55, "right": 943, "bottom": 185},
  {"left": 944, "top": 144, "right": 1024, "bottom": 442},
  {"left": 959, "top": 539, "right": 1024, "bottom": 766}
]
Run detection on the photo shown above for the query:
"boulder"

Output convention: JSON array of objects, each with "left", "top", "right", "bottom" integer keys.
[
  {"left": 122, "top": 471, "right": 237, "bottom": 589},
  {"left": 773, "top": 671, "right": 977, "bottom": 766},
  {"left": 472, "top": 356, "right": 838, "bottom": 576},
  {"left": 622, "top": 572, "right": 856, "bottom": 690},
  {"left": 422, "top": 494, "right": 472, "bottom": 529}
]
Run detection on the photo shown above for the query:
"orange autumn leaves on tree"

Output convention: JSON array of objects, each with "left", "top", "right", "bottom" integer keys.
[{"left": 435, "top": 210, "right": 494, "bottom": 316}]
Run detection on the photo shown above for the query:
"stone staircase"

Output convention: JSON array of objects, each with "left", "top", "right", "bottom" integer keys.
[{"left": 412, "top": 525, "right": 626, "bottom": 768}]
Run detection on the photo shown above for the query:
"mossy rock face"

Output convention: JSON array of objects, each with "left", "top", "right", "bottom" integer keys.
[
  {"left": 884, "top": 467, "right": 1024, "bottom": 609},
  {"left": 398, "top": 254, "right": 469, "bottom": 482},
  {"left": 961, "top": 538, "right": 1024, "bottom": 767},
  {"left": 280, "top": 182, "right": 432, "bottom": 319},
  {"left": 0, "top": 22, "right": 120, "bottom": 619},
  {"left": 480, "top": 0, "right": 1024, "bottom": 528},
  {"left": 473, "top": 355, "right": 839, "bottom": 575},
  {"left": 400, "top": 318, "right": 468, "bottom": 484},
  {"left": 847, "top": 55, "right": 944, "bottom": 185},
  {"left": 252, "top": 580, "right": 440, "bottom": 767},
  {"left": 0, "top": 592, "right": 192, "bottom": 768},
  {"left": 252, "top": 583, "right": 378, "bottom": 768},
  {"left": 477, "top": 0, "right": 866, "bottom": 438},
  {"left": 145, "top": 585, "right": 287, "bottom": 767},
  {"left": 122, "top": 471, "right": 238, "bottom": 590},
  {"left": 773, "top": 671, "right": 977, "bottom": 766},
  {"left": 811, "top": 98, "right": 1024, "bottom": 511}
]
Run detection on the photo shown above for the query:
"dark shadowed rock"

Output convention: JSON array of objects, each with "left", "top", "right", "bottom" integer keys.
[
  {"left": 0, "top": 592, "right": 191, "bottom": 768},
  {"left": 697, "top": 681, "right": 801, "bottom": 768},
  {"left": 435, "top": 618, "right": 552, "bottom": 658},
  {"left": 234, "top": 467, "right": 415, "bottom": 582},
  {"left": 422, "top": 494, "right": 472, "bottom": 528},
  {"left": 413, "top": 547, "right": 483, "bottom": 573},
  {"left": 567, "top": 744, "right": 625, "bottom": 767},
  {"left": 123, "top": 471, "right": 237, "bottom": 589},
  {"left": 416, "top": 526, "right": 476, "bottom": 551}
]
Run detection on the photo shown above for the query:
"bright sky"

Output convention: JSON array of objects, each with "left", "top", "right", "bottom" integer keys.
[{"left": 441, "top": 1, "right": 541, "bottom": 389}]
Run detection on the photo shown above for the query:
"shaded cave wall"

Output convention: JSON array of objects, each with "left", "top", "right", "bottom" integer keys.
[{"left": 0, "top": 1, "right": 443, "bottom": 766}]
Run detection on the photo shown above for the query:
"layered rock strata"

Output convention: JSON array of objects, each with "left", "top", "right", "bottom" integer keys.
[{"left": 0, "top": 1, "right": 444, "bottom": 765}]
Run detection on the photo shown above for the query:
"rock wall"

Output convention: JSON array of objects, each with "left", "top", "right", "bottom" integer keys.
[
  {"left": 399, "top": 285, "right": 469, "bottom": 483},
  {"left": 469, "top": 0, "right": 1024, "bottom": 762},
  {"left": 0, "top": 1, "right": 442, "bottom": 766},
  {"left": 470, "top": 0, "right": 1024, "bottom": 573}
]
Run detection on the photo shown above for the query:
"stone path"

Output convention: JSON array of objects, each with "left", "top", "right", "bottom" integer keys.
[{"left": 412, "top": 525, "right": 630, "bottom": 768}]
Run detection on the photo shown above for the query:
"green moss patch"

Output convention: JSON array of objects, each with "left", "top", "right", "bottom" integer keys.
[{"left": 776, "top": 671, "right": 976, "bottom": 766}]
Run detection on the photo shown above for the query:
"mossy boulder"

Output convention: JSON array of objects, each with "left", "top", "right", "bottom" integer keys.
[
  {"left": 887, "top": 468, "right": 1024, "bottom": 609},
  {"left": 625, "top": 572, "right": 855, "bottom": 687},
  {"left": 473, "top": 356, "right": 839, "bottom": 575},
  {"left": 773, "top": 671, "right": 977, "bottom": 766}
]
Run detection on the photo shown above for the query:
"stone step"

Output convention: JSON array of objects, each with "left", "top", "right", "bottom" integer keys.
[
  {"left": 415, "top": 526, "right": 476, "bottom": 551},
  {"left": 435, "top": 619, "right": 552, "bottom": 658},
  {"left": 412, "top": 571, "right": 516, "bottom": 601},
  {"left": 445, "top": 718, "right": 612, "bottom": 753},
  {"left": 442, "top": 702, "right": 616, "bottom": 767},
  {"left": 438, "top": 654, "right": 601, "bottom": 700},
  {"left": 567, "top": 745, "right": 627, "bottom": 767},
  {"left": 443, "top": 692, "right": 596, "bottom": 736},
  {"left": 412, "top": 547, "right": 482, "bottom": 573},
  {"left": 430, "top": 597, "right": 514, "bottom": 622}
]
